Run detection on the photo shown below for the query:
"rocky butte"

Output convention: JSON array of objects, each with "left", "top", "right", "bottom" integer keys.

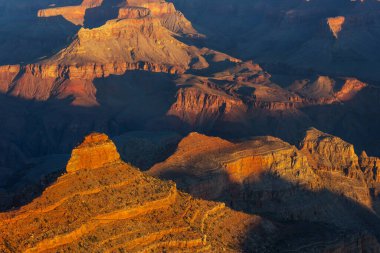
[{"left": 149, "top": 129, "right": 380, "bottom": 250}]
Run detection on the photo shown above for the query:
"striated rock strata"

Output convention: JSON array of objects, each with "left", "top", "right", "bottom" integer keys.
[
  {"left": 0, "top": 133, "right": 276, "bottom": 252},
  {"left": 0, "top": 14, "right": 222, "bottom": 106}
]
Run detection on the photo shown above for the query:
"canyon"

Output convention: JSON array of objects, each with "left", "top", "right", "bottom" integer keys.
[
  {"left": 0, "top": 133, "right": 277, "bottom": 252},
  {"left": 0, "top": 0, "right": 380, "bottom": 252},
  {"left": 2, "top": 132, "right": 380, "bottom": 252}
]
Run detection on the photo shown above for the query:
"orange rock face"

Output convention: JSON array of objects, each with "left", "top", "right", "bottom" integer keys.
[
  {"left": 0, "top": 65, "right": 20, "bottom": 93},
  {"left": 38, "top": 6, "right": 88, "bottom": 25},
  {"left": 0, "top": 133, "right": 275, "bottom": 252},
  {"left": 327, "top": 16, "right": 345, "bottom": 38},
  {"left": 149, "top": 129, "right": 380, "bottom": 232},
  {"left": 66, "top": 133, "right": 120, "bottom": 173},
  {"left": 300, "top": 128, "right": 359, "bottom": 171},
  {"left": 37, "top": 0, "right": 104, "bottom": 25},
  {"left": 118, "top": 6, "right": 151, "bottom": 19},
  {"left": 335, "top": 78, "right": 368, "bottom": 101}
]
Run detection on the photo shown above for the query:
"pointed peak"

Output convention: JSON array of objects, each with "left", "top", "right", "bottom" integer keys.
[{"left": 360, "top": 150, "right": 368, "bottom": 159}]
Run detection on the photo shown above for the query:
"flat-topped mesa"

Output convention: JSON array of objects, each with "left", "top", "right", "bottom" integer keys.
[
  {"left": 327, "top": 16, "right": 345, "bottom": 39},
  {"left": 44, "top": 17, "right": 194, "bottom": 75},
  {"left": 37, "top": 0, "right": 104, "bottom": 26},
  {"left": 66, "top": 133, "right": 120, "bottom": 173}
]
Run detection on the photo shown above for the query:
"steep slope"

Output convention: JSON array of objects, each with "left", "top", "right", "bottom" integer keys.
[
  {"left": 299, "top": 128, "right": 373, "bottom": 208},
  {"left": 0, "top": 133, "right": 276, "bottom": 252}
]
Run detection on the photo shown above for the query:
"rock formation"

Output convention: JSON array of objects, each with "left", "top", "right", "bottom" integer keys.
[
  {"left": 335, "top": 78, "right": 368, "bottom": 102},
  {"left": 0, "top": 3, "right": 228, "bottom": 106},
  {"left": 327, "top": 16, "right": 346, "bottom": 39},
  {"left": 66, "top": 133, "right": 120, "bottom": 172},
  {"left": 300, "top": 128, "right": 359, "bottom": 172},
  {"left": 1, "top": 132, "right": 379, "bottom": 252},
  {"left": 149, "top": 129, "right": 380, "bottom": 234},
  {"left": 38, "top": 0, "right": 104, "bottom": 25},
  {"left": 0, "top": 133, "right": 276, "bottom": 252},
  {"left": 38, "top": 0, "right": 199, "bottom": 36}
]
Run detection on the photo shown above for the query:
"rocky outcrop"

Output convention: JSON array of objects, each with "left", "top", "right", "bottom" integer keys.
[
  {"left": 300, "top": 128, "right": 359, "bottom": 172},
  {"left": 168, "top": 86, "right": 247, "bottom": 129},
  {"left": 66, "top": 133, "right": 120, "bottom": 173},
  {"left": 38, "top": 6, "right": 88, "bottom": 26},
  {"left": 149, "top": 132, "right": 319, "bottom": 205},
  {"left": 335, "top": 78, "right": 368, "bottom": 102},
  {"left": 300, "top": 128, "right": 372, "bottom": 207},
  {"left": 0, "top": 65, "right": 20, "bottom": 93},
  {"left": 121, "top": 0, "right": 199, "bottom": 36},
  {"left": 289, "top": 76, "right": 337, "bottom": 104},
  {"left": 360, "top": 151, "right": 380, "bottom": 184},
  {"left": 37, "top": 0, "right": 104, "bottom": 25},
  {"left": 47, "top": 17, "right": 194, "bottom": 72},
  {"left": 327, "top": 16, "right": 345, "bottom": 39},
  {"left": 118, "top": 6, "right": 151, "bottom": 19},
  {"left": 289, "top": 76, "right": 368, "bottom": 105},
  {"left": 149, "top": 130, "right": 379, "bottom": 232},
  {"left": 38, "top": 0, "right": 199, "bottom": 36},
  {"left": 0, "top": 133, "right": 276, "bottom": 252}
]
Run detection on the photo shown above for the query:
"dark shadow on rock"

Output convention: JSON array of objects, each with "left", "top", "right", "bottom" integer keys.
[
  {"left": 113, "top": 131, "right": 182, "bottom": 171},
  {"left": 298, "top": 86, "right": 380, "bottom": 157},
  {"left": 154, "top": 168, "right": 380, "bottom": 252},
  {"left": 0, "top": 70, "right": 181, "bottom": 210},
  {"left": 93, "top": 71, "right": 179, "bottom": 132},
  {"left": 0, "top": 15, "right": 79, "bottom": 65},
  {"left": 84, "top": 0, "right": 124, "bottom": 28}
]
